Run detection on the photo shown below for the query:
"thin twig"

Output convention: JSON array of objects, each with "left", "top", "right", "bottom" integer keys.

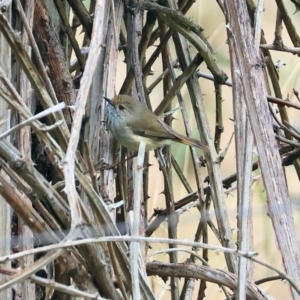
[
  {"left": 0, "top": 236, "right": 258, "bottom": 263},
  {"left": 0, "top": 102, "right": 65, "bottom": 140},
  {"left": 130, "top": 141, "right": 146, "bottom": 300},
  {"left": 0, "top": 267, "right": 103, "bottom": 299},
  {"left": 260, "top": 44, "right": 300, "bottom": 54}
]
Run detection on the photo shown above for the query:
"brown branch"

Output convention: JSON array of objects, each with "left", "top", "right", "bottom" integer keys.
[{"left": 146, "top": 261, "right": 272, "bottom": 300}]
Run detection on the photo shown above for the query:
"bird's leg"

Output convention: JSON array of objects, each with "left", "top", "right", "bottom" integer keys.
[{"left": 155, "top": 147, "right": 169, "bottom": 168}]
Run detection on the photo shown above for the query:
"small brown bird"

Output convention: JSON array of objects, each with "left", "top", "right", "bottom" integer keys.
[{"left": 104, "top": 94, "right": 209, "bottom": 152}]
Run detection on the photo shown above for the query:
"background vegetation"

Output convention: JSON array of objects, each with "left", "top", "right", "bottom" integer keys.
[{"left": 0, "top": 0, "right": 300, "bottom": 299}]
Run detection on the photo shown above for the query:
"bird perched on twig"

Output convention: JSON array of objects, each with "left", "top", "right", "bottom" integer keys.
[{"left": 104, "top": 94, "right": 209, "bottom": 153}]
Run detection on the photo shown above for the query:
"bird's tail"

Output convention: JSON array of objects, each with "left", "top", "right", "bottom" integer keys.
[{"left": 177, "top": 135, "right": 210, "bottom": 153}]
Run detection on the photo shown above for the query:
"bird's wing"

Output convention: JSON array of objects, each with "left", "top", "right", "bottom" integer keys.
[
  {"left": 129, "top": 112, "right": 209, "bottom": 152},
  {"left": 130, "top": 115, "right": 177, "bottom": 140}
]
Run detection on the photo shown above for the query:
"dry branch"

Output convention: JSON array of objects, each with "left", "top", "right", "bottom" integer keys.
[{"left": 0, "top": 0, "right": 299, "bottom": 299}]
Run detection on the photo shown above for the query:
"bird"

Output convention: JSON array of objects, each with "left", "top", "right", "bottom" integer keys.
[{"left": 104, "top": 94, "right": 209, "bottom": 153}]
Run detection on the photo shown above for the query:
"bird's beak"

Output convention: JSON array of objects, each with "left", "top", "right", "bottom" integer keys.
[{"left": 103, "top": 96, "right": 116, "bottom": 109}]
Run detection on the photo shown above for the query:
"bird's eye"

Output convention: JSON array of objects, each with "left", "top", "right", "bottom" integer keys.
[{"left": 119, "top": 105, "right": 124, "bottom": 110}]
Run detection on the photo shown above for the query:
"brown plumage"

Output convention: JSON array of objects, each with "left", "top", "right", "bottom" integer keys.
[{"left": 105, "top": 94, "right": 209, "bottom": 153}]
